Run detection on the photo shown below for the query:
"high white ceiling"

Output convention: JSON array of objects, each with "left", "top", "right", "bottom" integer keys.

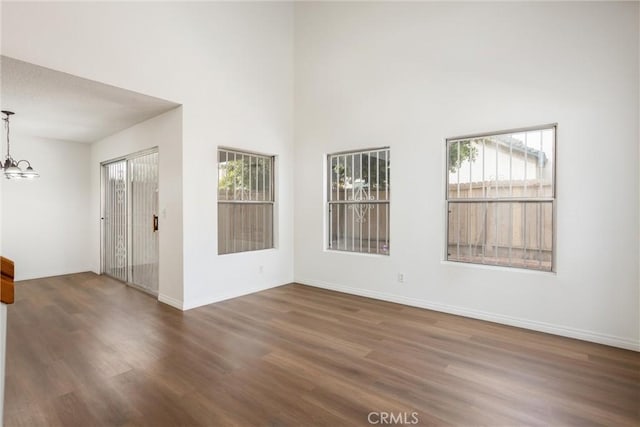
[{"left": 0, "top": 56, "right": 179, "bottom": 143}]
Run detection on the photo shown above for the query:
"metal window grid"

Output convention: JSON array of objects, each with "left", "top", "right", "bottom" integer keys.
[
  {"left": 327, "top": 147, "right": 390, "bottom": 255},
  {"left": 218, "top": 148, "right": 275, "bottom": 255},
  {"left": 446, "top": 125, "right": 556, "bottom": 271}
]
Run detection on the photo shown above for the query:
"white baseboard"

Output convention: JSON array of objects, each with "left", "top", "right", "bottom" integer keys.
[
  {"left": 182, "top": 282, "right": 288, "bottom": 311},
  {"left": 14, "top": 268, "right": 94, "bottom": 282},
  {"left": 296, "top": 278, "right": 640, "bottom": 352},
  {"left": 158, "top": 293, "right": 184, "bottom": 310}
]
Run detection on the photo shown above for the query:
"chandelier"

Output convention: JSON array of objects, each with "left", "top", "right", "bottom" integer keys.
[{"left": 1, "top": 111, "right": 39, "bottom": 179}]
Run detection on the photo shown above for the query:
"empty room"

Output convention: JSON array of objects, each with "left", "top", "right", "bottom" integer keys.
[{"left": 0, "top": 1, "right": 638, "bottom": 426}]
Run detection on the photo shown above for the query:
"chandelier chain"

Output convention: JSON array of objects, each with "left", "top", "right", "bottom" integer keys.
[{"left": 4, "top": 114, "right": 11, "bottom": 160}]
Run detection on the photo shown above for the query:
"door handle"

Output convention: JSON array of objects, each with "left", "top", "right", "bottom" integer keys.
[{"left": 153, "top": 215, "right": 159, "bottom": 232}]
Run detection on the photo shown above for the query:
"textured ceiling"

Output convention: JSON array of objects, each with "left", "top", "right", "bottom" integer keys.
[{"left": 0, "top": 56, "right": 179, "bottom": 143}]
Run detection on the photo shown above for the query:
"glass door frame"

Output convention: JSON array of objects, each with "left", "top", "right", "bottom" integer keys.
[{"left": 100, "top": 147, "right": 159, "bottom": 295}]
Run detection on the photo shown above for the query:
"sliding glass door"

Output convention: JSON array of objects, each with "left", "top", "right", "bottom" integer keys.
[
  {"left": 102, "top": 149, "right": 159, "bottom": 295},
  {"left": 103, "top": 160, "right": 128, "bottom": 282}
]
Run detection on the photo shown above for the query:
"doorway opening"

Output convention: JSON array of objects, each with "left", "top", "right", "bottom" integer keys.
[{"left": 101, "top": 148, "right": 159, "bottom": 295}]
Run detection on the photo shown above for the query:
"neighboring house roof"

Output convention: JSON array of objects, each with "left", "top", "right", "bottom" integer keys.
[{"left": 494, "top": 135, "right": 548, "bottom": 165}]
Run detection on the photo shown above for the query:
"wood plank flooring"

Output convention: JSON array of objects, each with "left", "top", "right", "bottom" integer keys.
[{"left": 4, "top": 272, "right": 639, "bottom": 426}]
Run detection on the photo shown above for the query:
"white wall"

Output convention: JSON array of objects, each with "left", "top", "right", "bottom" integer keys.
[
  {"left": 2, "top": 1, "right": 637, "bottom": 351},
  {"left": 2, "top": 135, "right": 92, "bottom": 280},
  {"left": 90, "top": 108, "right": 184, "bottom": 306},
  {"left": 293, "top": 2, "right": 640, "bottom": 350},
  {"left": 1, "top": 5, "right": 6, "bottom": 422},
  {"left": 1, "top": 2, "right": 295, "bottom": 309}
]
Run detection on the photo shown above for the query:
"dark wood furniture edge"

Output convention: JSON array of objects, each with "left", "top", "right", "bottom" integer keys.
[{"left": 1, "top": 256, "right": 15, "bottom": 304}]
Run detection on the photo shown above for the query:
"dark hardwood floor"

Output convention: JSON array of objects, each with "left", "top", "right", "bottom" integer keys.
[{"left": 4, "top": 272, "right": 639, "bottom": 426}]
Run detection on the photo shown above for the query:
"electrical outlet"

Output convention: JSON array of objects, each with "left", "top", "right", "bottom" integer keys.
[{"left": 259, "top": 265, "right": 264, "bottom": 274}]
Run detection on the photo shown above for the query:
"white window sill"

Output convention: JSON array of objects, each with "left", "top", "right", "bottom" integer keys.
[{"left": 441, "top": 260, "right": 557, "bottom": 276}]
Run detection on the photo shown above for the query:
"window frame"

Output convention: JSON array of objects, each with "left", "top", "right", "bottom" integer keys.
[
  {"left": 445, "top": 124, "right": 557, "bottom": 272},
  {"left": 326, "top": 146, "right": 391, "bottom": 256},
  {"left": 217, "top": 147, "right": 275, "bottom": 255}
]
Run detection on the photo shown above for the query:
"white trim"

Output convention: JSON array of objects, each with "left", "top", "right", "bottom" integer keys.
[
  {"left": 441, "top": 260, "right": 557, "bottom": 276},
  {"left": 158, "top": 293, "right": 184, "bottom": 310},
  {"left": 0, "top": 304, "right": 7, "bottom": 424},
  {"left": 295, "top": 278, "right": 640, "bottom": 352},
  {"left": 99, "top": 146, "right": 159, "bottom": 167},
  {"left": 13, "top": 268, "right": 94, "bottom": 282},
  {"left": 323, "top": 249, "right": 390, "bottom": 259},
  {"left": 182, "top": 282, "right": 288, "bottom": 311},
  {"left": 447, "top": 123, "right": 558, "bottom": 144}
]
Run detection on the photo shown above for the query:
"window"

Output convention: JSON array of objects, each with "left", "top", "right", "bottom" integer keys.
[
  {"left": 446, "top": 125, "right": 555, "bottom": 271},
  {"left": 327, "top": 147, "right": 390, "bottom": 255},
  {"left": 218, "top": 148, "right": 274, "bottom": 255}
]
